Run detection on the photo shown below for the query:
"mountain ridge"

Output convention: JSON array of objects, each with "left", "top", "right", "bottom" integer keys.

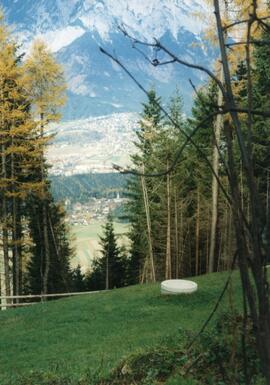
[
  {"left": 2, "top": 0, "right": 213, "bottom": 119},
  {"left": 2, "top": 1, "right": 214, "bottom": 175}
]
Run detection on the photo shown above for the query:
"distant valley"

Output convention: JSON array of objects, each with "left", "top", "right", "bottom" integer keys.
[
  {"left": 50, "top": 172, "right": 130, "bottom": 269},
  {"left": 47, "top": 112, "right": 138, "bottom": 175}
]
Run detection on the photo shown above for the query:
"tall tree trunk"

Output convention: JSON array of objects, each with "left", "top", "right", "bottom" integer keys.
[
  {"left": 105, "top": 251, "right": 109, "bottom": 290},
  {"left": 223, "top": 202, "right": 229, "bottom": 270},
  {"left": 206, "top": 207, "right": 210, "bottom": 273},
  {"left": 12, "top": 196, "right": 20, "bottom": 301},
  {"left": 40, "top": 113, "right": 50, "bottom": 295},
  {"left": 225, "top": 120, "right": 270, "bottom": 383},
  {"left": 0, "top": 83, "right": 10, "bottom": 306},
  {"left": 165, "top": 161, "right": 172, "bottom": 279},
  {"left": 195, "top": 187, "right": 200, "bottom": 276},
  {"left": 174, "top": 189, "right": 179, "bottom": 278},
  {"left": 179, "top": 201, "right": 184, "bottom": 277},
  {"left": 42, "top": 203, "right": 50, "bottom": 294},
  {"left": 141, "top": 169, "right": 156, "bottom": 282},
  {"left": 0, "top": 250, "right": 7, "bottom": 310},
  {"left": 1, "top": 141, "right": 11, "bottom": 303},
  {"left": 214, "top": 2, "right": 270, "bottom": 380},
  {"left": 209, "top": 67, "right": 223, "bottom": 273},
  {"left": 2, "top": 197, "right": 11, "bottom": 302},
  {"left": 10, "top": 144, "right": 21, "bottom": 302}
]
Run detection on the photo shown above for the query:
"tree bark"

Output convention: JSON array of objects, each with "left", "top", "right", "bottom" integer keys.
[
  {"left": 10, "top": 141, "right": 22, "bottom": 302},
  {"left": 174, "top": 189, "right": 179, "bottom": 278},
  {"left": 105, "top": 251, "right": 109, "bottom": 290},
  {"left": 214, "top": 2, "right": 270, "bottom": 381},
  {"left": 40, "top": 113, "right": 50, "bottom": 295},
  {"left": 12, "top": 196, "right": 20, "bottom": 301},
  {"left": 1, "top": 141, "right": 11, "bottom": 303},
  {"left": 195, "top": 187, "right": 200, "bottom": 276},
  {"left": 209, "top": 67, "right": 223, "bottom": 273},
  {"left": 165, "top": 161, "right": 172, "bottom": 279},
  {"left": 141, "top": 169, "right": 156, "bottom": 282}
]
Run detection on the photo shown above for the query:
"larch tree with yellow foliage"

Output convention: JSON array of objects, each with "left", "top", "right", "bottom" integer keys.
[
  {"left": 0, "top": 14, "right": 44, "bottom": 303},
  {"left": 0, "top": 12, "right": 72, "bottom": 302},
  {"left": 24, "top": 40, "right": 67, "bottom": 295}
]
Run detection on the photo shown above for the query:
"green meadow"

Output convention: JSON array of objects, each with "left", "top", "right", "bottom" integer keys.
[{"left": 0, "top": 271, "right": 244, "bottom": 384}]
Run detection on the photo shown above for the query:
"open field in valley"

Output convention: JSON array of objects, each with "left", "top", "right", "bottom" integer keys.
[{"left": 70, "top": 221, "right": 130, "bottom": 272}]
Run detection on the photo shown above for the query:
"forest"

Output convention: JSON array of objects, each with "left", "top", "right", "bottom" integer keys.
[
  {"left": 0, "top": 16, "right": 73, "bottom": 299},
  {"left": 1, "top": 0, "right": 270, "bottom": 384},
  {"left": 50, "top": 173, "right": 128, "bottom": 203}
]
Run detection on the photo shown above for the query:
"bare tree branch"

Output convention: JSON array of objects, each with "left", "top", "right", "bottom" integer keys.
[
  {"left": 99, "top": 46, "right": 232, "bottom": 204},
  {"left": 223, "top": 16, "right": 270, "bottom": 31},
  {"left": 226, "top": 39, "right": 270, "bottom": 47},
  {"left": 117, "top": 25, "right": 226, "bottom": 97}
]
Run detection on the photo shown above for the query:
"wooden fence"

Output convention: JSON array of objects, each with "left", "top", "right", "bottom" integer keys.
[{"left": 0, "top": 290, "right": 107, "bottom": 310}]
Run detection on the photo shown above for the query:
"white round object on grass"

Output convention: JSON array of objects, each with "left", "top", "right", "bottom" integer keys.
[{"left": 161, "top": 279, "right": 198, "bottom": 295}]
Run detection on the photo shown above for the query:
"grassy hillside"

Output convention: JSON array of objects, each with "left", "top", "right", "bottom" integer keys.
[{"left": 0, "top": 271, "right": 244, "bottom": 384}]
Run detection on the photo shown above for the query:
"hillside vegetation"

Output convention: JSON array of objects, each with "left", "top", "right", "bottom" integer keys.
[
  {"left": 70, "top": 222, "right": 130, "bottom": 270},
  {"left": 50, "top": 173, "right": 128, "bottom": 203},
  {"left": 0, "top": 271, "right": 244, "bottom": 384}
]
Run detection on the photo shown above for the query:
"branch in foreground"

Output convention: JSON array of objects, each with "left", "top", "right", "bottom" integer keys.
[
  {"left": 99, "top": 46, "right": 231, "bottom": 204},
  {"left": 225, "top": 107, "right": 270, "bottom": 118},
  {"left": 226, "top": 39, "right": 270, "bottom": 47},
  {"left": 100, "top": 45, "right": 254, "bottom": 235},
  {"left": 223, "top": 15, "right": 270, "bottom": 31},
  {"left": 184, "top": 250, "right": 238, "bottom": 373},
  {"left": 117, "top": 25, "right": 226, "bottom": 97},
  {"left": 154, "top": 40, "right": 226, "bottom": 97},
  {"left": 113, "top": 110, "right": 226, "bottom": 175}
]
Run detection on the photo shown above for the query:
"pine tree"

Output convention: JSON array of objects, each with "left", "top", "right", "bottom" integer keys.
[
  {"left": 162, "top": 91, "right": 186, "bottom": 278},
  {"left": 126, "top": 89, "right": 164, "bottom": 283},
  {"left": 86, "top": 214, "right": 126, "bottom": 290},
  {"left": 251, "top": 26, "right": 270, "bottom": 264},
  {"left": 27, "top": 200, "right": 73, "bottom": 294},
  {"left": 71, "top": 265, "right": 85, "bottom": 292}
]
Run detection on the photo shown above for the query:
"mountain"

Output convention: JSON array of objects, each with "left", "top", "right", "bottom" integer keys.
[{"left": 2, "top": 0, "right": 213, "bottom": 120}]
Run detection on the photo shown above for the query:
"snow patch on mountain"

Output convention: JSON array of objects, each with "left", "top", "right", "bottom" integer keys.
[
  {"left": 35, "top": 26, "right": 86, "bottom": 52},
  {"left": 2, "top": 0, "right": 214, "bottom": 120},
  {"left": 3, "top": 0, "right": 207, "bottom": 46}
]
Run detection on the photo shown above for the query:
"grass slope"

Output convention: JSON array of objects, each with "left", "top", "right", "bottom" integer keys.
[{"left": 0, "top": 272, "right": 243, "bottom": 384}]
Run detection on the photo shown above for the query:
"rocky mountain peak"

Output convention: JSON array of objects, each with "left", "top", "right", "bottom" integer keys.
[{"left": 2, "top": 0, "right": 212, "bottom": 119}]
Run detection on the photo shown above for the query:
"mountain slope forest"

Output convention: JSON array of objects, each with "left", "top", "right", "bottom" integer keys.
[
  {"left": 1, "top": 0, "right": 270, "bottom": 384},
  {"left": 50, "top": 173, "right": 128, "bottom": 203}
]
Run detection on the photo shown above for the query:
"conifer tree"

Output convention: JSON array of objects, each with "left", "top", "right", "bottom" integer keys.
[
  {"left": 251, "top": 26, "right": 270, "bottom": 263},
  {"left": 188, "top": 84, "right": 218, "bottom": 273},
  {"left": 27, "top": 200, "right": 72, "bottom": 294},
  {"left": 71, "top": 265, "right": 85, "bottom": 292},
  {"left": 24, "top": 40, "right": 66, "bottom": 294},
  {"left": 0, "top": 13, "right": 43, "bottom": 300},
  {"left": 162, "top": 91, "right": 186, "bottom": 278},
  {"left": 126, "top": 89, "right": 163, "bottom": 283},
  {"left": 86, "top": 214, "right": 126, "bottom": 290}
]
